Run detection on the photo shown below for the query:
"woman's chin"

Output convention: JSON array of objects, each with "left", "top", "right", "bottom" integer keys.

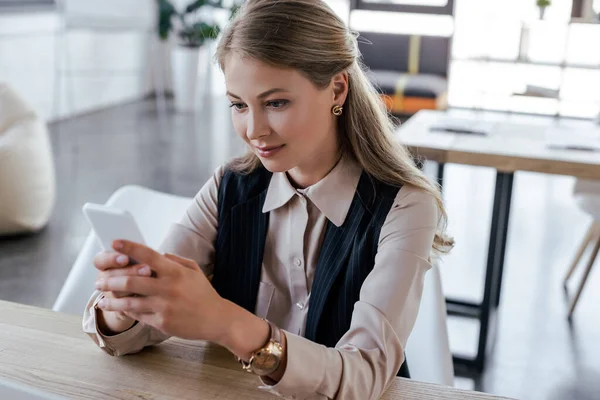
[
  {"left": 252, "top": 146, "right": 291, "bottom": 172},
  {"left": 259, "top": 158, "right": 292, "bottom": 173}
]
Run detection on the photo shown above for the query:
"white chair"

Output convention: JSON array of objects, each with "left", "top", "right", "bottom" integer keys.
[
  {"left": 53, "top": 0, "right": 167, "bottom": 119},
  {"left": 406, "top": 263, "right": 454, "bottom": 386},
  {"left": 53, "top": 185, "right": 454, "bottom": 386},
  {"left": 564, "top": 179, "right": 600, "bottom": 318}
]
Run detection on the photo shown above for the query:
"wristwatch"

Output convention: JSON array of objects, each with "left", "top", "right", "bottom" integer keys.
[{"left": 237, "top": 319, "right": 283, "bottom": 376}]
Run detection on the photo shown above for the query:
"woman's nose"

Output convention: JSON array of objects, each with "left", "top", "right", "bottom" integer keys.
[{"left": 246, "top": 112, "right": 269, "bottom": 140}]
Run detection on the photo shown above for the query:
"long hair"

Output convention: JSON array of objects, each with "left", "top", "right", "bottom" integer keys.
[{"left": 215, "top": 0, "right": 453, "bottom": 254}]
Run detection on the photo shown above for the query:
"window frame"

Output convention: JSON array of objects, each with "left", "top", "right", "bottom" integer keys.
[{"left": 350, "top": 0, "right": 454, "bottom": 16}]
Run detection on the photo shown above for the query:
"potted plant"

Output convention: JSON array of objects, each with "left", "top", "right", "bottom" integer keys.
[
  {"left": 157, "top": 0, "right": 236, "bottom": 112},
  {"left": 537, "top": 0, "right": 551, "bottom": 19}
]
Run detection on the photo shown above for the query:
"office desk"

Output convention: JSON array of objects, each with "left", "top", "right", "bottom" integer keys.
[
  {"left": 397, "top": 109, "right": 600, "bottom": 373},
  {"left": 0, "top": 300, "right": 513, "bottom": 399}
]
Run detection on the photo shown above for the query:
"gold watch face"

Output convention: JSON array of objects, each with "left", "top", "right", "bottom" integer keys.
[
  {"left": 251, "top": 341, "right": 283, "bottom": 376},
  {"left": 252, "top": 350, "right": 280, "bottom": 376}
]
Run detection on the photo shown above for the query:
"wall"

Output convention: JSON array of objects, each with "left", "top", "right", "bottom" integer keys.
[
  {"left": 0, "top": 0, "right": 351, "bottom": 123},
  {"left": 0, "top": 6, "right": 153, "bottom": 122}
]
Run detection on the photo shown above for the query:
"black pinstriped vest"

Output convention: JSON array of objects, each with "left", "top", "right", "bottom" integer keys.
[{"left": 211, "top": 166, "right": 410, "bottom": 378}]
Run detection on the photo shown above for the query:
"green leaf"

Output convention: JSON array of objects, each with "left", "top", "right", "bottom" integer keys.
[
  {"left": 178, "top": 21, "right": 220, "bottom": 47},
  {"left": 165, "top": 0, "right": 235, "bottom": 46},
  {"left": 158, "top": 0, "right": 176, "bottom": 15},
  {"left": 230, "top": 4, "right": 241, "bottom": 19},
  {"left": 186, "top": 0, "right": 227, "bottom": 13},
  {"left": 157, "top": 0, "right": 177, "bottom": 40},
  {"left": 185, "top": 0, "right": 206, "bottom": 13}
]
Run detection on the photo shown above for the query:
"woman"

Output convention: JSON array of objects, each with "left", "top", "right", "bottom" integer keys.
[{"left": 84, "top": 0, "right": 453, "bottom": 398}]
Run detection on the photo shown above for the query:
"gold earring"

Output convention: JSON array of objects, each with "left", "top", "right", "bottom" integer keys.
[{"left": 332, "top": 105, "right": 343, "bottom": 116}]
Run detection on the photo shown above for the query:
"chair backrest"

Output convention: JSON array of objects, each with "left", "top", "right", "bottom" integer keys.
[
  {"left": 350, "top": 0, "right": 454, "bottom": 77},
  {"left": 406, "top": 263, "right": 454, "bottom": 386},
  {"left": 357, "top": 32, "right": 451, "bottom": 77}
]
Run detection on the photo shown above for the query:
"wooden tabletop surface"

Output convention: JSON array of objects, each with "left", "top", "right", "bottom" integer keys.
[
  {"left": 0, "top": 300, "right": 515, "bottom": 399},
  {"left": 397, "top": 110, "right": 600, "bottom": 180}
]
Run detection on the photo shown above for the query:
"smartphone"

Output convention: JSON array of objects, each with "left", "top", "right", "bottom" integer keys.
[{"left": 82, "top": 203, "right": 146, "bottom": 252}]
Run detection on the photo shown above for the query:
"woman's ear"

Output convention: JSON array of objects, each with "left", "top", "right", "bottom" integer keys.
[{"left": 332, "top": 72, "right": 349, "bottom": 105}]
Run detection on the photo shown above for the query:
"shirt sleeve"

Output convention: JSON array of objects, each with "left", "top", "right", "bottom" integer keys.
[
  {"left": 82, "top": 166, "right": 224, "bottom": 356},
  {"left": 260, "top": 186, "right": 438, "bottom": 400}
]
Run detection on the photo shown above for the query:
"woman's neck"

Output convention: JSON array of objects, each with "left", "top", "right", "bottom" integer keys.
[{"left": 286, "top": 148, "right": 343, "bottom": 189}]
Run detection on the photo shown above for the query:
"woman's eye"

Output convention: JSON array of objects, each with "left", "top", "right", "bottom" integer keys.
[
  {"left": 229, "top": 103, "right": 246, "bottom": 111},
  {"left": 267, "top": 100, "right": 288, "bottom": 109}
]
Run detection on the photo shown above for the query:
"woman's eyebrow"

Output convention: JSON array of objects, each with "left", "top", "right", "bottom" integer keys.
[{"left": 226, "top": 88, "right": 289, "bottom": 100}]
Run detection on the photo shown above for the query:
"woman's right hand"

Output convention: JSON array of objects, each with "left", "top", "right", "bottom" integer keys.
[{"left": 93, "top": 251, "right": 153, "bottom": 335}]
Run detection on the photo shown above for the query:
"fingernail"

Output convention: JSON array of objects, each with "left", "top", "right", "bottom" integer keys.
[
  {"left": 98, "top": 299, "right": 107, "bottom": 308},
  {"left": 116, "top": 255, "right": 128, "bottom": 265},
  {"left": 138, "top": 265, "right": 152, "bottom": 276},
  {"left": 113, "top": 241, "right": 123, "bottom": 250},
  {"left": 95, "top": 279, "right": 103, "bottom": 289}
]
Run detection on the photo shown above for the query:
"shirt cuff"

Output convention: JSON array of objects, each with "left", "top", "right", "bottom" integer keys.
[
  {"left": 258, "top": 331, "right": 338, "bottom": 399},
  {"left": 82, "top": 292, "right": 149, "bottom": 356}
]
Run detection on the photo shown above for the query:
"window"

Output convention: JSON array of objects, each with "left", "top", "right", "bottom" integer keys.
[
  {"left": 352, "top": 0, "right": 600, "bottom": 118},
  {"left": 450, "top": 0, "right": 600, "bottom": 118}
]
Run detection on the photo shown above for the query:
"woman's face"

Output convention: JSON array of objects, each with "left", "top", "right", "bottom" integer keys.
[{"left": 224, "top": 53, "right": 346, "bottom": 177}]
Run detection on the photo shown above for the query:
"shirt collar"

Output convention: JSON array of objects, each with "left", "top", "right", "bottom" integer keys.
[
  {"left": 262, "top": 171, "right": 297, "bottom": 214},
  {"left": 262, "top": 154, "right": 362, "bottom": 227}
]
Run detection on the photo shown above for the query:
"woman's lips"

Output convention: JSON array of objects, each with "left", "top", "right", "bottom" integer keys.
[{"left": 255, "top": 145, "right": 284, "bottom": 158}]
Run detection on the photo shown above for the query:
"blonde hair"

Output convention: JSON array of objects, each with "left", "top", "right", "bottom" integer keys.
[{"left": 215, "top": 0, "right": 453, "bottom": 254}]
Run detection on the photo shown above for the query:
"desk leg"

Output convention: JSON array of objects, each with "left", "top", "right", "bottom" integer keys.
[
  {"left": 492, "top": 173, "right": 513, "bottom": 308},
  {"left": 437, "top": 162, "right": 445, "bottom": 188},
  {"left": 447, "top": 171, "right": 514, "bottom": 373}
]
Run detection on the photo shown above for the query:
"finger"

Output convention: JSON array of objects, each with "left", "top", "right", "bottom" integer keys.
[
  {"left": 93, "top": 251, "right": 131, "bottom": 271},
  {"left": 113, "top": 240, "right": 177, "bottom": 277},
  {"left": 163, "top": 253, "right": 199, "bottom": 271},
  {"left": 97, "top": 296, "right": 156, "bottom": 313},
  {"left": 98, "top": 264, "right": 153, "bottom": 280},
  {"left": 100, "top": 265, "right": 153, "bottom": 299},
  {"left": 101, "top": 288, "right": 133, "bottom": 299},
  {"left": 96, "top": 275, "right": 161, "bottom": 297}
]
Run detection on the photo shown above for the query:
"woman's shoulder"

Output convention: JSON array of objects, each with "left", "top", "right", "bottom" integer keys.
[
  {"left": 396, "top": 183, "right": 437, "bottom": 203},
  {"left": 387, "top": 184, "right": 439, "bottom": 226}
]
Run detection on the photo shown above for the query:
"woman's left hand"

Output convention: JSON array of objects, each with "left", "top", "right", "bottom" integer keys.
[{"left": 95, "top": 240, "right": 227, "bottom": 342}]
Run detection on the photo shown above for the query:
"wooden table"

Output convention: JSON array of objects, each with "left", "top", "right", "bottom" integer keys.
[
  {"left": 398, "top": 110, "right": 600, "bottom": 179},
  {"left": 396, "top": 109, "right": 600, "bottom": 374},
  {"left": 0, "top": 300, "right": 513, "bottom": 400}
]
